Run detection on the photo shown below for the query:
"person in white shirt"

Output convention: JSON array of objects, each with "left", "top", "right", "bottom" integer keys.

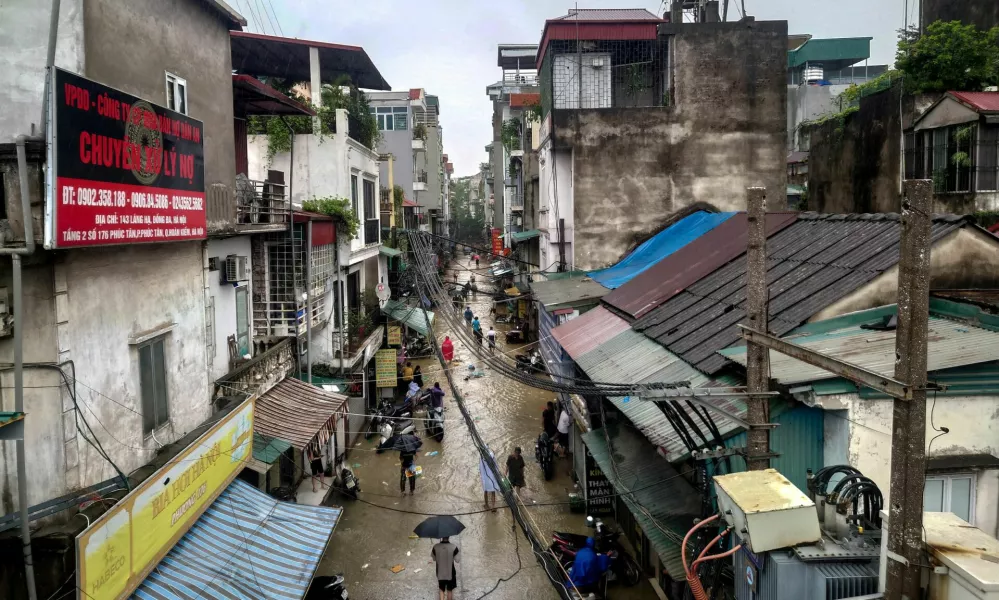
[
  {"left": 557, "top": 408, "right": 572, "bottom": 458},
  {"left": 486, "top": 326, "right": 497, "bottom": 353}
]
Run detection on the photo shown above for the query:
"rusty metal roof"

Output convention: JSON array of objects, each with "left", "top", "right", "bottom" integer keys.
[
  {"left": 950, "top": 91, "right": 999, "bottom": 113},
  {"left": 553, "top": 8, "right": 663, "bottom": 21},
  {"left": 551, "top": 305, "right": 629, "bottom": 358},
  {"left": 530, "top": 277, "right": 608, "bottom": 312},
  {"left": 603, "top": 212, "right": 799, "bottom": 319},
  {"left": 255, "top": 377, "right": 347, "bottom": 449},
  {"left": 633, "top": 213, "right": 972, "bottom": 375}
]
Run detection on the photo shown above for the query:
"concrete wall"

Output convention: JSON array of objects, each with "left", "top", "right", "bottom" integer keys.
[
  {"left": 0, "top": 0, "right": 85, "bottom": 140},
  {"left": 787, "top": 83, "right": 852, "bottom": 150},
  {"left": 84, "top": 0, "right": 236, "bottom": 189},
  {"left": 556, "top": 20, "right": 787, "bottom": 270},
  {"left": 368, "top": 97, "right": 414, "bottom": 201},
  {"left": 922, "top": 0, "right": 999, "bottom": 31},
  {"left": 422, "top": 126, "right": 443, "bottom": 211},
  {"left": 811, "top": 228, "right": 999, "bottom": 321},
  {"left": 205, "top": 236, "right": 253, "bottom": 381},
  {"left": 538, "top": 144, "right": 574, "bottom": 270},
  {"left": 828, "top": 392, "right": 999, "bottom": 537}
]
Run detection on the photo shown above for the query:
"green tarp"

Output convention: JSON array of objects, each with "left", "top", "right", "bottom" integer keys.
[{"left": 253, "top": 433, "right": 292, "bottom": 465}]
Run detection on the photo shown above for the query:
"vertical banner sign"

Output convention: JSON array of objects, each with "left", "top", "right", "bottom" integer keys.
[
  {"left": 387, "top": 325, "right": 402, "bottom": 346},
  {"left": 47, "top": 68, "right": 206, "bottom": 249},
  {"left": 491, "top": 228, "right": 502, "bottom": 257},
  {"left": 375, "top": 348, "right": 398, "bottom": 387},
  {"left": 585, "top": 447, "right": 614, "bottom": 515},
  {"left": 76, "top": 398, "right": 253, "bottom": 600}
]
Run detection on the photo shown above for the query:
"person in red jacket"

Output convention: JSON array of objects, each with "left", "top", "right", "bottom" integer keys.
[{"left": 441, "top": 336, "right": 454, "bottom": 363}]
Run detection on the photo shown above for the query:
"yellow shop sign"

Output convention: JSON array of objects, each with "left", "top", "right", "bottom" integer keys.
[{"left": 76, "top": 397, "right": 254, "bottom": 600}]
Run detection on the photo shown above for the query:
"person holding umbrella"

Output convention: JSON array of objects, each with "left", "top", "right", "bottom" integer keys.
[
  {"left": 401, "top": 449, "right": 417, "bottom": 495},
  {"left": 414, "top": 515, "right": 466, "bottom": 600}
]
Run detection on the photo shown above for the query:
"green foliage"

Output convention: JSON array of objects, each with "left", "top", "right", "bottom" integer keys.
[
  {"left": 413, "top": 123, "right": 428, "bottom": 141},
  {"left": 625, "top": 64, "right": 651, "bottom": 96},
  {"left": 361, "top": 288, "right": 380, "bottom": 314},
  {"left": 895, "top": 21, "right": 999, "bottom": 93},
  {"left": 345, "top": 308, "right": 374, "bottom": 349},
  {"left": 247, "top": 77, "right": 380, "bottom": 165},
  {"left": 932, "top": 168, "right": 949, "bottom": 193},
  {"left": 302, "top": 196, "right": 359, "bottom": 240},
  {"left": 449, "top": 177, "right": 485, "bottom": 242},
  {"left": 955, "top": 125, "right": 975, "bottom": 143},
  {"left": 501, "top": 118, "right": 521, "bottom": 153},
  {"left": 973, "top": 210, "right": 999, "bottom": 229},
  {"left": 524, "top": 101, "right": 544, "bottom": 123},
  {"left": 840, "top": 70, "right": 899, "bottom": 106},
  {"left": 951, "top": 151, "right": 972, "bottom": 168}
]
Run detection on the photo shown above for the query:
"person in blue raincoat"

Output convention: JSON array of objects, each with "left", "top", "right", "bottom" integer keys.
[{"left": 567, "top": 537, "right": 611, "bottom": 592}]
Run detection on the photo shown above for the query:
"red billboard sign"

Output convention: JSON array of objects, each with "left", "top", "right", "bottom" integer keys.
[
  {"left": 46, "top": 68, "right": 207, "bottom": 249},
  {"left": 491, "top": 228, "right": 502, "bottom": 257}
]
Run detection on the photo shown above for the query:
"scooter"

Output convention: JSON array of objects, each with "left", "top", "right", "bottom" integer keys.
[
  {"left": 552, "top": 517, "right": 642, "bottom": 587},
  {"left": 424, "top": 405, "right": 445, "bottom": 442},
  {"left": 536, "top": 432, "right": 555, "bottom": 481},
  {"left": 304, "top": 574, "right": 348, "bottom": 600},
  {"left": 334, "top": 454, "right": 360, "bottom": 500},
  {"left": 516, "top": 350, "right": 545, "bottom": 374},
  {"left": 366, "top": 399, "right": 407, "bottom": 440},
  {"left": 377, "top": 416, "right": 416, "bottom": 451}
]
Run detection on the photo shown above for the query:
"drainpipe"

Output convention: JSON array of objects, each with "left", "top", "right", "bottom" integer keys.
[{"left": 306, "top": 221, "right": 313, "bottom": 384}]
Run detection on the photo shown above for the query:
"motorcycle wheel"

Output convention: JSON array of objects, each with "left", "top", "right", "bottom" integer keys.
[
  {"left": 543, "top": 459, "right": 554, "bottom": 481},
  {"left": 619, "top": 555, "right": 642, "bottom": 587}
]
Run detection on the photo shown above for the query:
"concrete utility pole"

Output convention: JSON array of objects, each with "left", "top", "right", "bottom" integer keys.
[
  {"left": 744, "top": 187, "right": 772, "bottom": 470},
  {"left": 884, "top": 179, "right": 932, "bottom": 600}
]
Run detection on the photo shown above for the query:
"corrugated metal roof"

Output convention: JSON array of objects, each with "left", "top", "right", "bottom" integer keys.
[
  {"left": 721, "top": 310, "right": 999, "bottom": 386},
  {"left": 787, "top": 37, "right": 872, "bottom": 69},
  {"left": 573, "top": 327, "right": 746, "bottom": 461},
  {"left": 135, "top": 479, "right": 341, "bottom": 600},
  {"left": 256, "top": 378, "right": 346, "bottom": 449},
  {"left": 551, "top": 305, "right": 629, "bottom": 359},
  {"left": 530, "top": 277, "right": 608, "bottom": 312},
  {"left": 553, "top": 8, "right": 662, "bottom": 20},
  {"left": 604, "top": 213, "right": 799, "bottom": 319},
  {"left": 383, "top": 299, "right": 435, "bottom": 336},
  {"left": 253, "top": 433, "right": 292, "bottom": 465},
  {"left": 634, "top": 213, "right": 972, "bottom": 375},
  {"left": 581, "top": 426, "right": 699, "bottom": 578},
  {"left": 951, "top": 91, "right": 999, "bottom": 113},
  {"left": 590, "top": 211, "right": 736, "bottom": 289}
]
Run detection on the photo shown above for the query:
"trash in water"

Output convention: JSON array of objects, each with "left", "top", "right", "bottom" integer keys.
[
  {"left": 353, "top": 463, "right": 362, "bottom": 468},
  {"left": 390, "top": 565, "right": 405, "bottom": 574},
  {"left": 425, "top": 451, "right": 439, "bottom": 457},
  {"left": 414, "top": 568, "right": 422, "bottom": 573},
  {"left": 407, "top": 551, "right": 411, "bottom": 556},
  {"left": 409, "top": 534, "right": 420, "bottom": 539},
  {"left": 622, "top": 396, "right": 631, "bottom": 403},
  {"left": 361, "top": 564, "right": 369, "bottom": 570},
  {"left": 382, "top": 481, "right": 389, "bottom": 486}
]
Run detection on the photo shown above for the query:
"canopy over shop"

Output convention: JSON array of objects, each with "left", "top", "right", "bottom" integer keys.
[{"left": 382, "top": 299, "right": 436, "bottom": 337}]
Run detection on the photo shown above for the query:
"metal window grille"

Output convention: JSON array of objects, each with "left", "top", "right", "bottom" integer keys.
[
  {"left": 904, "top": 124, "right": 999, "bottom": 193},
  {"left": 139, "top": 336, "right": 169, "bottom": 434},
  {"left": 206, "top": 296, "right": 216, "bottom": 359},
  {"left": 540, "top": 38, "right": 669, "bottom": 115},
  {"left": 255, "top": 228, "right": 306, "bottom": 338}
]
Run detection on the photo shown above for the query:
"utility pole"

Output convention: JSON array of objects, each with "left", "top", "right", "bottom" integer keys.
[
  {"left": 744, "top": 187, "right": 771, "bottom": 470},
  {"left": 884, "top": 179, "right": 932, "bottom": 600}
]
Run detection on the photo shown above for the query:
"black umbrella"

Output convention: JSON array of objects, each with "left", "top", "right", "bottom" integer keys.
[
  {"left": 414, "top": 515, "right": 466, "bottom": 539},
  {"left": 378, "top": 433, "right": 423, "bottom": 453}
]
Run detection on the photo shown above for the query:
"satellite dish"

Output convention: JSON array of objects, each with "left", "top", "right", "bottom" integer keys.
[{"left": 376, "top": 283, "right": 390, "bottom": 302}]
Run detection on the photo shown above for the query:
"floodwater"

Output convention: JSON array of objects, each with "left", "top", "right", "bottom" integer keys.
[{"left": 317, "top": 260, "right": 660, "bottom": 600}]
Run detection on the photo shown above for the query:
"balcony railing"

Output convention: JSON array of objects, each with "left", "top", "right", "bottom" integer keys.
[
  {"left": 364, "top": 219, "right": 381, "bottom": 246},
  {"left": 503, "top": 72, "right": 539, "bottom": 87},
  {"left": 510, "top": 192, "right": 524, "bottom": 210},
  {"left": 235, "top": 177, "right": 291, "bottom": 226}
]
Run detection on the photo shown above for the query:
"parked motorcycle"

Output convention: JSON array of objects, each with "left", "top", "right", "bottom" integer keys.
[
  {"left": 305, "top": 574, "right": 348, "bottom": 600},
  {"left": 516, "top": 350, "right": 545, "bottom": 374},
  {"left": 551, "top": 517, "right": 642, "bottom": 587},
  {"left": 425, "top": 405, "right": 445, "bottom": 442},
  {"left": 535, "top": 432, "right": 554, "bottom": 481},
  {"left": 367, "top": 398, "right": 415, "bottom": 441},
  {"left": 377, "top": 417, "right": 416, "bottom": 451},
  {"left": 334, "top": 455, "right": 360, "bottom": 500}
]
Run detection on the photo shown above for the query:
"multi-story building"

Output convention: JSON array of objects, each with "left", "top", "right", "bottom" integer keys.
[
  {"left": 536, "top": 6, "right": 787, "bottom": 271},
  {"left": 368, "top": 89, "right": 449, "bottom": 235}
]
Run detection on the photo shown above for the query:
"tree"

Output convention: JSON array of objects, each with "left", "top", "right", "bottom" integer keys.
[
  {"left": 449, "top": 177, "right": 484, "bottom": 242},
  {"left": 896, "top": 21, "right": 999, "bottom": 93}
]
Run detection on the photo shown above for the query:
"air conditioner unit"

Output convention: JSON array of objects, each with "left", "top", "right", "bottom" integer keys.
[{"left": 223, "top": 255, "right": 249, "bottom": 284}]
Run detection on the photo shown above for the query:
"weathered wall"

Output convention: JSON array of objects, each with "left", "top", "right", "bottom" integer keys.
[
  {"left": 371, "top": 102, "right": 415, "bottom": 201},
  {"left": 922, "top": 0, "right": 999, "bottom": 31},
  {"left": 423, "top": 126, "right": 443, "bottom": 211},
  {"left": 0, "top": 0, "right": 85, "bottom": 141},
  {"left": 538, "top": 144, "right": 574, "bottom": 270},
  {"left": 205, "top": 236, "right": 253, "bottom": 381},
  {"left": 787, "top": 83, "right": 853, "bottom": 149},
  {"left": 840, "top": 393, "right": 999, "bottom": 537},
  {"left": 84, "top": 0, "right": 236, "bottom": 189},
  {"left": 560, "top": 20, "right": 787, "bottom": 270},
  {"left": 491, "top": 100, "right": 505, "bottom": 228},
  {"left": 811, "top": 228, "right": 999, "bottom": 320}
]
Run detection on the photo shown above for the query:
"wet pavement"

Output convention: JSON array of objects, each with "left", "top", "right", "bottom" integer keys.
[{"left": 317, "top": 260, "right": 661, "bottom": 600}]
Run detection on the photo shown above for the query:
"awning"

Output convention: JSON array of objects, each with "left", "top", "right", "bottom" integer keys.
[
  {"left": 383, "top": 299, "right": 435, "bottom": 337},
  {"left": 232, "top": 74, "right": 316, "bottom": 117},
  {"left": 530, "top": 277, "right": 608, "bottom": 312},
  {"left": 510, "top": 229, "right": 541, "bottom": 242},
  {"left": 581, "top": 427, "right": 700, "bottom": 579},
  {"left": 253, "top": 433, "right": 292, "bottom": 464},
  {"left": 255, "top": 378, "right": 347, "bottom": 449},
  {"left": 134, "top": 479, "right": 341, "bottom": 600},
  {"left": 379, "top": 245, "right": 403, "bottom": 258}
]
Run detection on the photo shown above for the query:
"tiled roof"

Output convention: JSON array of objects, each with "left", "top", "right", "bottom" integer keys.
[
  {"left": 553, "top": 8, "right": 662, "bottom": 21},
  {"left": 951, "top": 91, "right": 999, "bottom": 113},
  {"left": 633, "top": 213, "right": 973, "bottom": 375}
]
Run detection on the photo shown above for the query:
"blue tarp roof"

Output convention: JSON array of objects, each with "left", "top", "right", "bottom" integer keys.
[
  {"left": 589, "top": 211, "right": 736, "bottom": 289},
  {"left": 134, "top": 479, "right": 341, "bottom": 600}
]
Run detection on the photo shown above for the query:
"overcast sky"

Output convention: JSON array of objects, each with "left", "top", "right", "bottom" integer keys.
[{"left": 257, "top": 0, "right": 914, "bottom": 177}]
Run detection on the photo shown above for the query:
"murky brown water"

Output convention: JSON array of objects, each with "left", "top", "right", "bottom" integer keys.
[{"left": 318, "top": 261, "right": 660, "bottom": 600}]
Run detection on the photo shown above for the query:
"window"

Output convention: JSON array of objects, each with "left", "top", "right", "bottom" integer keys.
[
  {"left": 351, "top": 174, "right": 359, "bottom": 215},
  {"left": 978, "top": 125, "right": 999, "bottom": 192},
  {"left": 363, "top": 179, "right": 376, "bottom": 219},
  {"left": 907, "top": 124, "right": 976, "bottom": 193},
  {"left": 393, "top": 106, "right": 408, "bottom": 131},
  {"left": 373, "top": 106, "right": 408, "bottom": 131},
  {"left": 924, "top": 473, "right": 976, "bottom": 523},
  {"left": 139, "top": 336, "right": 169, "bottom": 434},
  {"left": 165, "top": 72, "right": 187, "bottom": 115},
  {"left": 206, "top": 297, "right": 216, "bottom": 359}
]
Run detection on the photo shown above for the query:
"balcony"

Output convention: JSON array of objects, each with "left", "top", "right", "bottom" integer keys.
[
  {"left": 502, "top": 72, "right": 539, "bottom": 87},
  {"left": 413, "top": 170, "right": 428, "bottom": 191},
  {"left": 363, "top": 219, "right": 381, "bottom": 246},
  {"left": 412, "top": 139, "right": 425, "bottom": 151},
  {"left": 235, "top": 177, "right": 291, "bottom": 231},
  {"left": 510, "top": 192, "right": 524, "bottom": 211}
]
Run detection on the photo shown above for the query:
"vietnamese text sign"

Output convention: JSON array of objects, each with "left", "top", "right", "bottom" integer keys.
[
  {"left": 387, "top": 325, "right": 402, "bottom": 346},
  {"left": 585, "top": 448, "right": 614, "bottom": 515},
  {"left": 491, "top": 228, "right": 503, "bottom": 257},
  {"left": 376, "top": 348, "right": 398, "bottom": 388},
  {"left": 76, "top": 398, "right": 253, "bottom": 600},
  {"left": 48, "top": 68, "right": 207, "bottom": 249}
]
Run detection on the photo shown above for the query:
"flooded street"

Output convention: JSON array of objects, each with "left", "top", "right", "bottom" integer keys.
[{"left": 319, "top": 261, "right": 660, "bottom": 600}]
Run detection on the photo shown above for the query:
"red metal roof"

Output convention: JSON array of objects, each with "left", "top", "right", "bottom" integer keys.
[
  {"left": 950, "top": 91, "right": 999, "bottom": 113},
  {"left": 510, "top": 93, "right": 541, "bottom": 108},
  {"left": 537, "top": 10, "right": 663, "bottom": 68},
  {"left": 409, "top": 88, "right": 422, "bottom": 100},
  {"left": 402, "top": 199, "right": 419, "bottom": 207},
  {"left": 551, "top": 305, "right": 630, "bottom": 359},
  {"left": 603, "top": 212, "right": 800, "bottom": 319},
  {"left": 293, "top": 210, "right": 333, "bottom": 222}
]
